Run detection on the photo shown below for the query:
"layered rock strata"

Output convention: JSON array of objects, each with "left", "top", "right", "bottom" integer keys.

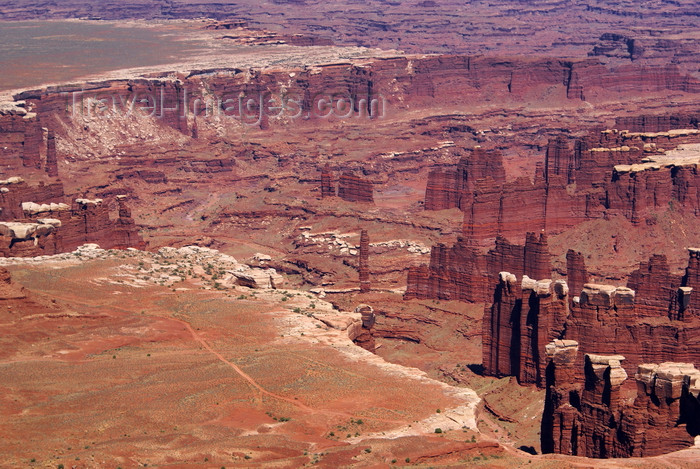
[
  {"left": 359, "top": 229, "right": 370, "bottom": 293},
  {"left": 483, "top": 248, "right": 700, "bottom": 385},
  {"left": 351, "top": 304, "right": 376, "bottom": 352},
  {"left": 542, "top": 340, "right": 700, "bottom": 458},
  {"left": 337, "top": 171, "right": 374, "bottom": 203},
  {"left": 0, "top": 182, "right": 144, "bottom": 256},
  {"left": 405, "top": 232, "right": 551, "bottom": 303},
  {"left": 424, "top": 127, "right": 699, "bottom": 244}
]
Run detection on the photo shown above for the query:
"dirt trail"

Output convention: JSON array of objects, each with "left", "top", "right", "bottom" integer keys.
[{"left": 34, "top": 285, "right": 411, "bottom": 426}]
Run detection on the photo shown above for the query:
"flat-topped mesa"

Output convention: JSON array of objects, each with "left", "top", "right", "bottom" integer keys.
[
  {"left": 482, "top": 272, "right": 568, "bottom": 386},
  {"left": 337, "top": 171, "right": 373, "bottom": 203},
  {"left": 607, "top": 143, "right": 700, "bottom": 224},
  {"left": 543, "top": 354, "right": 700, "bottom": 458}
]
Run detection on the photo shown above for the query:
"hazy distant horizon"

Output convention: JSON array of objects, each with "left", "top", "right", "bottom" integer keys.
[{"left": 0, "top": 20, "right": 208, "bottom": 92}]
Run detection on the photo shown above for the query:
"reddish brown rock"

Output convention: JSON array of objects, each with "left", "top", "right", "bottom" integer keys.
[
  {"left": 113, "top": 195, "right": 146, "bottom": 250},
  {"left": 614, "top": 113, "right": 700, "bottom": 132},
  {"left": 404, "top": 237, "right": 488, "bottom": 302},
  {"left": 45, "top": 130, "right": 58, "bottom": 178},
  {"left": 544, "top": 136, "right": 576, "bottom": 185},
  {"left": 542, "top": 345, "right": 700, "bottom": 458},
  {"left": 567, "top": 61, "right": 700, "bottom": 101},
  {"left": 620, "top": 362, "right": 700, "bottom": 457},
  {"left": 320, "top": 163, "right": 335, "bottom": 198},
  {"left": 427, "top": 125, "right": 698, "bottom": 245},
  {"left": 337, "top": 171, "right": 373, "bottom": 203},
  {"left": 482, "top": 273, "right": 569, "bottom": 386},
  {"left": 425, "top": 147, "right": 506, "bottom": 211},
  {"left": 565, "top": 250, "right": 588, "bottom": 297},
  {"left": 485, "top": 248, "right": 700, "bottom": 386},
  {"left": 0, "top": 179, "right": 66, "bottom": 220},
  {"left": 0, "top": 191, "right": 145, "bottom": 257},
  {"left": 0, "top": 221, "right": 62, "bottom": 257},
  {"left": 681, "top": 247, "right": 700, "bottom": 319},
  {"left": 352, "top": 304, "right": 376, "bottom": 352},
  {"left": 359, "top": 229, "right": 370, "bottom": 293},
  {"left": 540, "top": 340, "right": 581, "bottom": 455},
  {"left": 22, "top": 117, "right": 42, "bottom": 169},
  {"left": 627, "top": 254, "right": 682, "bottom": 318},
  {"left": 406, "top": 233, "right": 552, "bottom": 304},
  {"left": 424, "top": 168, "right": 462, "bottom": 210}
]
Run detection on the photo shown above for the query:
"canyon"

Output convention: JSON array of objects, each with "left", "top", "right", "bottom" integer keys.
[{"left": 0, "top": 1, "right": 699, "bottom": 467}]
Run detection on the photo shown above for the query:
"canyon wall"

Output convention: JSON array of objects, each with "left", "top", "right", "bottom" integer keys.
[
  {"left": 404, "top": 232, "right": 551, "bottom": 304},
  {"left": 542, "top": 341, "right": 700, "bottom": 458},
  {"left": 483, "top": 248, "right": 700, "bottom": 385},
  {"left": 425, "top": 123, "right": 699, "bottom": 245},
  {"left": 0, "top": 179, "right": 144, "bottom": 256}
]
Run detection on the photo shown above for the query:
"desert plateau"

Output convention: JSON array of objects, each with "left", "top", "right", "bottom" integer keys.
[{"left": 0, "top": 1, "right": 699, "bottom": 468}]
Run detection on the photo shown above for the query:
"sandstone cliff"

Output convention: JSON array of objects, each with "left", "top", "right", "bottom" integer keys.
[
  {"left": 542, "top": 341, "right": 700, "bottom": 458},
  {"left": 483, "top": 248, "right": 700, "bottom": 385}
]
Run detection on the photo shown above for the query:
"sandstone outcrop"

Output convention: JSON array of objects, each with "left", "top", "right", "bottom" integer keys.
[
  {"left": 337, "top": 171, "right": 373, "bottom": 203},
  {"left": 424, "top": 147, "right": 506, "bottom": 211},
  {"left": 359, "top": 229, "right": 370, "bottom": 293},
  {"left": 483, "top": 248, "right": 700, "bottom": 385},
  {"left": 482, "top": 272, "right": 569, "bottom": 386},
  {"left": 405, "top": 232, "right": 551, "bottom": 304},
  {"left": 45, "top": 130, "right": 58, "bottom": 177},
  {"left": 21, "top": 116, "right": 42, "bottom": 169},
  {"left": 565, "top": 250, "right": 588, "bottom": 298},
  {"left": 542, "top": 341, "right": 700, "bottom": 458},
  {"left": 423, "top": 128, "right": 698, "bottom": 245},
  {"left": 352, "top": 304, "right": 376, "bottom": 352},
  {"left": 0, "top": 181, "right": 145, "bottom": 256},
  {"left": 228, "top": 269, "right": 284, "bottom": 289},
  {"left": 320, "top": 163, "right": 335, "bottom": 198}
]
